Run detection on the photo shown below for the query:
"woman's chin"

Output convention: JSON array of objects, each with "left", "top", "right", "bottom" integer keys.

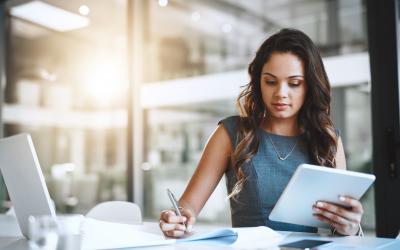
[{"left": 269, "top": 112, "right": 296, "bottom": 120}]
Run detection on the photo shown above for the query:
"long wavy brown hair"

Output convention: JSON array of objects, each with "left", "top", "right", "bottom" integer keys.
[{"left": 228, "top": 28, "right": 338, "bottom": 199}]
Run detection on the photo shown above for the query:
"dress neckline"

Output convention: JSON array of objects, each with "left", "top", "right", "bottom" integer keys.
[{"left": 257, "top": 127, "right": 305, "bottom": 139}]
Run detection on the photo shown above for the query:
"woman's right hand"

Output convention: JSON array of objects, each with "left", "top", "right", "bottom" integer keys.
[{"left": 159, "top": 207, "right": 196, "bottom": 238}]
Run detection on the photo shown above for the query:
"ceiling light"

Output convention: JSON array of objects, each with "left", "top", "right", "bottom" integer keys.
[
  {"left": 158, "top": 0, "right": 168, "bottom": 7},
  {"left": 10, "top": 1, "right": 90, "bottom": 32},
  {"left": 79, "top": 5, "right": 90, "bottom": 16}
]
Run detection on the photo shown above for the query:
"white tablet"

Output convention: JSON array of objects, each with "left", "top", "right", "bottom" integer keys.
[{"left": 269, "top": 164, "right": 375, "bottom": 228}]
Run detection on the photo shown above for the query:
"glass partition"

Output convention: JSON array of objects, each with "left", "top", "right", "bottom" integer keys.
[{"left": 2, "top": 0, "right": 128, "bottom": 214}]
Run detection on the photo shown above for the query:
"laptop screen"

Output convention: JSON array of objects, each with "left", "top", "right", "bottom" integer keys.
[{"left": 0, "top": 133, "right": 56, "bottom": 238}]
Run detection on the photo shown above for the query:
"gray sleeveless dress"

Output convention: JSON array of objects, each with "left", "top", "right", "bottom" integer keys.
[{"left": 220, "top": 115, "right": 317, "bottom": 233}]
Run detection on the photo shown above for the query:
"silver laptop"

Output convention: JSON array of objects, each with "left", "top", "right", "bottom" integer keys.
[{"left": 0, "top": 133, "right": 56, "bottom": 238}]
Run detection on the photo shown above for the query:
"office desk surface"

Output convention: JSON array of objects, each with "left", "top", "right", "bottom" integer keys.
[{"left": 0, "top": 214, "right": 399, "bottom": 250}]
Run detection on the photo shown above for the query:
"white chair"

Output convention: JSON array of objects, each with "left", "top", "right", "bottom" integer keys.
[{"left": 85, "top": 201, "right": 142, "bottom": 225}]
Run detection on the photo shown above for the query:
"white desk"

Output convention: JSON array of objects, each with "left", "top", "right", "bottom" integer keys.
[{"left": 1, "top": 214, "right": 399, "bottom": 250}]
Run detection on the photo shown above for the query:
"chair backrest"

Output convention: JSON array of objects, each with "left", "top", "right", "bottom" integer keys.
[{"left": 85, "top": 201, "right": 142, "bottom": 225}]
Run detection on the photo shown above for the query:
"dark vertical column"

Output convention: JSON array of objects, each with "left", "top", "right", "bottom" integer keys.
[
  {"left": 327, "top": 0, "right": 347, "bottom": 151},
  {"left": 367, "top": 0, "right": 400, "bottom": 237},
  {"left": 326, "top": 0, "right": 341, "bottom": 55},
  {"left": 0, "top": 2, "right": 6, "bottom": 212},
  {"left": 126, "top": 0, "right": 134, "bottom": 202}
]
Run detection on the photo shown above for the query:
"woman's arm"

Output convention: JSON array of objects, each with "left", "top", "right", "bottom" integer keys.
[
  {"left": 159, "top": 124, "right": 232, "bottom": 237},
  {"left": 179, "top": 124, "right": 232, "bottom": 215}
]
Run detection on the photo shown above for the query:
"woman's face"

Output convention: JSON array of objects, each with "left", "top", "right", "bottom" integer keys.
[{"left": 260, "top": 52, "right": 307, "bottom": 121}]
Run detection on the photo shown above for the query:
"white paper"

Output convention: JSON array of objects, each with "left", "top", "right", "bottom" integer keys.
[
  {"left": 80, "top": 218, "right": 175, "bottom": 250},
  {"left": 230, "top": 227, "right": 283, "bottom": 248},
  {"left": 80, "top": 218, "right": 284, "bottom": 249}
]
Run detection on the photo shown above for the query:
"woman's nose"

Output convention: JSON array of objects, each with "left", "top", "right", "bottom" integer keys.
[{"left": 275, "top": 83, "right": 289, "bottom": 98}]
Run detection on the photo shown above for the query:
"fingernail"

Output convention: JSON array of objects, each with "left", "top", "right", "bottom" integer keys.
[
  {"left": 186, "top": 225, "right": 193, "bottom": 232},
  {"left": 317, "top": 202, "right": 324, "bottom": 207},
  {"left": 339, "top": 196, "right": 346, "bottom": 202}
]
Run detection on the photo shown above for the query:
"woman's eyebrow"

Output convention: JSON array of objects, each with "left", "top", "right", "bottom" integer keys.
[
  {"left": 262, "top": 72, "right": 304, "bottom": 79},
  {"left": 262, "top": 72, "right": 277, "bottom": 78},
  {"left": 288, "top": 75, "right": 304, "bottom": 79}
]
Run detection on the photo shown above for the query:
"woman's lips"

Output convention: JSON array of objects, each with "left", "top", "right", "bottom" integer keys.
[{"left": 272, "top": 103, "right": 290, "bottom": 111}]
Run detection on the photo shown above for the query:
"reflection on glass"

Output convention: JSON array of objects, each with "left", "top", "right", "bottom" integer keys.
[
  {"left": 143, "top": 111, "right": 233, "bottom": 223},
  {"left": 344, "top": 87, "right": 374, "bottom": 230},
  {"left": 28, "top": 215, "right": 59, "bottom": 250}
]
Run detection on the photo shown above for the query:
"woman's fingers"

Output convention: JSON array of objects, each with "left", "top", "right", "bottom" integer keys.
[
  {"left": 164, "top": 229, "right": 185, "bottom": 238},
  {"left": 314, "top": 201, "right": 362, "bottom": 223},
  {"left": 339, "top": 196, "right": 364, "bottom": 213},
  {"left": 160, "top": 210, "right": 187, "bottom": 223},
  {"left": 313, "top": 213, "right": 345, "bottom": 230},
  {"left": 314, "top": 202, "right": 352, "bottom": 218},
  {"left": 179, "top": 207, "right": 196, "bottom": 231},
  {"left": 159, "top": 208, "right": 196, "bottom": 237},
  {"left": 314, "top": 212, "right": 359, "bottom": 235},
  {"left": 313, "top": 205, "right": 349, "bottom": 225},
  {"left": 159, "top": 220, "right": 186, "bottom": 231},
  {"left": 313, "top": 198, "right": 364, "bottom": 235}
]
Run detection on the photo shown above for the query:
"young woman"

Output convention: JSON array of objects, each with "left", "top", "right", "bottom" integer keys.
[{"left": 159, "top": 28, "right": 364, "bottom": 237}]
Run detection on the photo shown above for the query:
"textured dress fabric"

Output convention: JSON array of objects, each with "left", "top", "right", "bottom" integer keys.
[{"left": 219, "top": 115, "right": 317, "bottom": 233}]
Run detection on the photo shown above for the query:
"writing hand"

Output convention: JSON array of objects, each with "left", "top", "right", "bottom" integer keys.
[{"left": 159, "top": 206, "right": 196, "bottom": 238}]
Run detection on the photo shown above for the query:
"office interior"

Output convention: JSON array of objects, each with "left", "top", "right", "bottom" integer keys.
[{"left": 0, "top": 0, "right": 398, "bottom": 238}]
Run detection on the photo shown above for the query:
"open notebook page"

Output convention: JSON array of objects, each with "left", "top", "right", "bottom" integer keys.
[
  {"left": 80, "top": 218, "right": 285, "bottom": 249},
  {"left": 80, "top": 218, "right": 175, "bottom": 250}
]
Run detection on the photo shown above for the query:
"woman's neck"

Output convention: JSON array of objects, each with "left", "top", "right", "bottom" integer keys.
[{"left": 261, "top": 117, "right": 302, "bottom": 136}]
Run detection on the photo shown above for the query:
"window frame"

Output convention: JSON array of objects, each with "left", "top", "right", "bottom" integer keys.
[{"left": 367, "top": 0, "right": 400, "bottom": 237}]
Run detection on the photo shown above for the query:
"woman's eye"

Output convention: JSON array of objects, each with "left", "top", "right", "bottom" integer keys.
[
  {"left": 266, "top": 80, "right": 276, "bottom": 85},
  {"left": 289, "top": 81, "right": 301, "bottom": 86}
]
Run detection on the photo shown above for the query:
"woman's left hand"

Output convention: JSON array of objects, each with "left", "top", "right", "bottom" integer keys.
[{"left": 313, "top": 196, "right": 363, "bottom": 236}]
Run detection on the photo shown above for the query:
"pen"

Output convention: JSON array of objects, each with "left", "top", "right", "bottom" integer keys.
[{"left": 166, "top": 188, "right": 187, "bottom": 231}]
